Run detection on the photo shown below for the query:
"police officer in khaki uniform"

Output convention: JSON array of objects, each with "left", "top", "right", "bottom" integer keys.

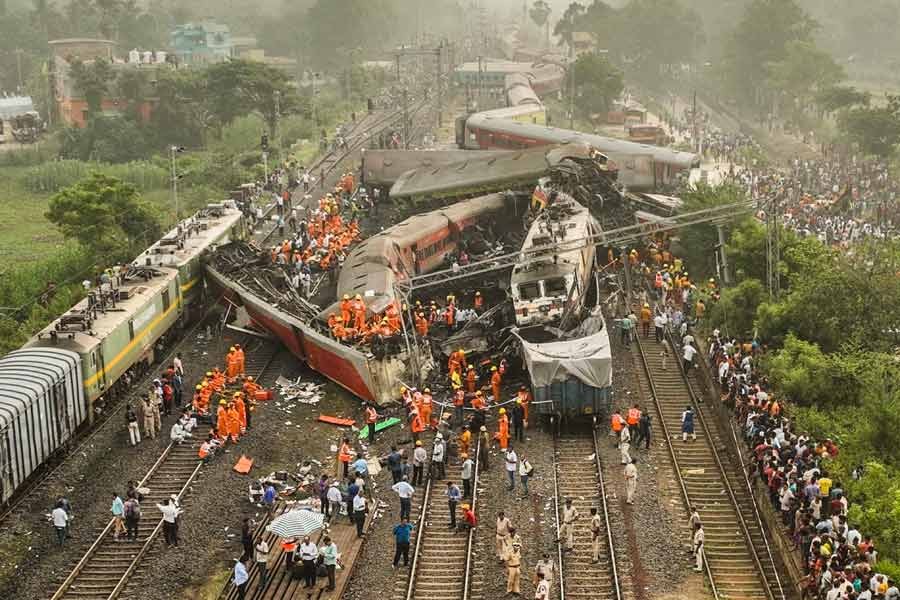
[
  {"left": 507, "top": 540, "right": 522, "bottom": 594},
  {"left": 560, "top": 498, "right": 578, "bottom": 552}
]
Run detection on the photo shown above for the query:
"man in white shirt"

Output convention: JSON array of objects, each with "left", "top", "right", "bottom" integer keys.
[
  {"left": 392, "top": 476, "right": 415, "bottom": 521},
  {"left": 299, "top": 535, "right": 318, "bottom": 588},
  {"left": 326, "top": 482, "right": 343, "bottom": 522},
  {"left": 692, "top": 523, "right": 705, "bottom": 572},
  {"left": 624, "top": 459, "right": 638, "bottom": 504},
  {"left": 682, "top": 343, "right": 697, "bottom": 371},
  {"left": 51, "top": 502, "right": 69, "bottom": 547},
  {"left": 170, "top": 421, "right": 192, "bottom": 444},
  {"left": 255, "top": 539, "right": 270, "bottom": 588},
  {"left": 233, "top": 558, "right": 249, "bottom": 598},
  {"left": 505, "top": 447, "right": 518, "bottom": 492},
  {"left": 156, "top": 498, "right": 182, "bottom": 547},
  {"left": 432, "top": 434, "right": 446, "bottom": 480},
  {"left": 653, "top": 312, "right": 667, "bottom": 342},
  {"left": 353, "top": 491, "right": 367, "bottom": 538}
]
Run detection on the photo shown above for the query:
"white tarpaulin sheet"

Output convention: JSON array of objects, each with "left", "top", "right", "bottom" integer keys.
[{"left": 516, "top": 309, "right": 612, "bottom": 389}]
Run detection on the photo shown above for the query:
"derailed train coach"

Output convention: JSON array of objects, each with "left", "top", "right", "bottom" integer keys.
[
  {"left": 0, "top": 349, "right": 84, "bottom": 504},
  {"left": 0, "top": 203, "right": 244, "bottom": 506}
]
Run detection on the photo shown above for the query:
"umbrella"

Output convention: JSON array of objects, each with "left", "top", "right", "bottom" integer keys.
[{"left": 266, "top": 509, "right": 325, "bottom": 538}]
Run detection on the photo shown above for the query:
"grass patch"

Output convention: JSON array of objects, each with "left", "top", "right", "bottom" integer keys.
[
  {"left": 0, "top": 168, "right": 65, "bottom": 262},
  {"left": 184, "top": 569, "right": 231, "bottom": 600}
]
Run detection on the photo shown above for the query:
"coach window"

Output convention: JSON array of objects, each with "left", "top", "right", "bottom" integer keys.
[
  {"left": 128, "top": 320, "right": 135, "bottom": 340},
  {"left": 55, "top": 381, "right": 70, "bottom": 436},
  {"left": 0, "top": 435, "right": 9, "bottom": 502},
  {"left": 544, "top": 278, "right": 568, "bottom": 296},
  {"left": 518, "top": 282, "right": 541, "bottom": 300}
]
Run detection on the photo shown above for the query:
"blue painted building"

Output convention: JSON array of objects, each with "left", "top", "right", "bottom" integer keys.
[{"left": 170, "top": 21, "right": 233, "bottom": 65}]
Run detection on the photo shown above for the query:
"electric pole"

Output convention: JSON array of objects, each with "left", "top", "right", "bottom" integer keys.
[{"left": 436, "top": 40, "right": 443, "bottom": 128}]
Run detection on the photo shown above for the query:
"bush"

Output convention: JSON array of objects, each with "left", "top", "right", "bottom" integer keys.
[{"left": 21, "top": 159, "right": 169, "bottom": 193}]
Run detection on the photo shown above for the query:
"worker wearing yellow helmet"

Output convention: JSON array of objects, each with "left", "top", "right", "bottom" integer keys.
[{"left": 497, "top": 405, "right": 510, "bottom": 450}]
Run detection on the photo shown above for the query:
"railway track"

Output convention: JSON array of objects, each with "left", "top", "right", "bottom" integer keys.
[
  {"left": 554, "top": 428, "right": 623, "bottom": 600},
  {"left": 400, "top": 439, "right": 482, "bottom": 600},
  {"left": 48, "top": 339, "right": 279, "bottom": 600},
  {"left": 632, "top": 327, "right": 785, "bottom": 600},
  {"left": 258, "top": 94, "right": 433, "bottom": 245}
]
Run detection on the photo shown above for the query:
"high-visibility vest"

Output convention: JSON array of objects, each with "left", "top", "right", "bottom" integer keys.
[
  {"left": 365, "top": 407, "right": 377, "bottom": 424},
  {"left": 627, "top": 408, "right": 641, "bottom": 425},
  {"left": 611, "top": 414, "right": 624, "bottom": 431}
]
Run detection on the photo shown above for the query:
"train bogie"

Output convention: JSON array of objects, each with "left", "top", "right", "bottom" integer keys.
[{"left": 0, "top": 348, "right": 85, "bottom": 505}]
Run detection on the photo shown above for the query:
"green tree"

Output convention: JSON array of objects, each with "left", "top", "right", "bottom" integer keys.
[
  {"left": 838, "top": 101, "right": 900, "bottom": 157},
  {"left": 206, "top": 60, "right": 305, "bottom": 139},
  {"left": 677, "top": 183, "right": 749, "bottom": 277},
  {"left": 765, "top": 39, "right": 845, "bottom": 116},
  {"left": 59, "top": 115, "right": 149, "bottom": 162},
  {"left": 152, "top": 68, "right": 214, "bottom": 148},
  {"left": 45, "top": 172, "right": 159, "bottom": 260},
  {"left": 615, "top": 0, "right": 704, "bottom": 79},
  {"left": 69, "top": 58, "right": 114, "bottom": 119},
  {"left": 707, "top": 278, "right": 766, "bottom": 338},
  {"left": 553, "top": 2, "right": 586, "bottom": 48},
  {"left": 815, "top": 85, "right": 871, "bottom": 116},
  {"left": 722, "top": 0, "right": 818, "bottom": 108},
  {"left": 567, "top": 52, "right": 623, "bottom": 117},
  {"left": 530, "top": 0, "right": 552, "bottom": 46}
]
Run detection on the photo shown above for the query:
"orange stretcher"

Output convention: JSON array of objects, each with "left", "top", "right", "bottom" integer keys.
[
  {"left": 233, "top": 455, "right": 254, "bottom": 474},
  {"left": 317, "top": 415, "right": 355, "bottom": 427}
]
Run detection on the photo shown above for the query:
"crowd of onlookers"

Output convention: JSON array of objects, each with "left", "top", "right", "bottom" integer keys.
[{"left": 706, "top": 330, "right": 898, "bottom": 599}]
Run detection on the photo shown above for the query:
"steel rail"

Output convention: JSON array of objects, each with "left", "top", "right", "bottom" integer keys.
[
  {"left": 591, "top": 425, "right": 623, "bottom": 600},
  {"left": 551, "top": 434, "right": 566, "bottom": 600},
  {"left": 404, "top": 476, "right": 433, "bottom": 600},
  {"left": 461, "top": 437, "right": 481, "bottom": 600},
  {"left": 631, "top": 333, "right": 721, "bottom": 600},
  {"left": 663, "top": 326, "right": 777, "bottom": 600},
  {"left": 50, "top": 342, "right": 278, "bottom": 600}
]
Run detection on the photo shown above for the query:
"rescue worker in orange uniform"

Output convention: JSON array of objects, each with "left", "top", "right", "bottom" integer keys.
[
  {"left": 327, "top": 313, "right": 339, "bottom": 336},
  {"left": 409, "top": 407, "right": 425, "bottom": 443},
  {"left": 420, "top": 388, "right": 433, "bottom": 429},
  {"left": 338, "top": 438, "right": 353, "bottom": 478},
  {"left": 226, "top": 401, "right": 241, "bottom": 442},
  {"left": 473, "top": 291, "right": 483, "bottom": 312},
  {"left": 445, "top": 300, "right": 456, "bottom": 330},
  {"left": 639, "top": 303, "right": 652, "bottom": 338},
  {"left": 233, "top": 392, "right": 248, "bottom": 433},
  {"left": 386, "top": 303, "right": 401, "bottom": 333},
  {"left": 448, "top": 349, "right": 465, "bottom": 377},
  {"left": 471, "top": 391, "right": 487, "bottom": 431},
  {"left": 497, "top": 407, "right": 510, "bottom": 451},
  {"left": 193, "top": 384, "right": 206, "bottom": 415},
  {"left": 490, "top": 366, "right": 502, "bottom": 402},
  {"left": 459, "top": 425, "right": 472, "bottom": 456},
  {"left": 364, "top": 403, "right": 378, "bottom": 443},
  {"left": 516, "top": 386, "right": 531, "bottom": 427},
  {"left": 466, "top": 365, "right": 478, "bottom": 394},
  {"left": 340, "top": 295, "right": 352, "bottom": 324},
  {"left": 226, "top": 347, "right": 239, "bottom": 381},
  {"left": 216, "top": 400, "right": 229, "bottom": 442},
  {"left": 351, "top": 294, "right": 367, "bottom": 331},
  {"left": 234, "top": 344, "right": 245, "bottom": 376},
  {"left": 415, "top": 312, "right": 429, "bottom": 337},
  {"left": 243, "top": 376, "right": 260, "bottom": 400}
]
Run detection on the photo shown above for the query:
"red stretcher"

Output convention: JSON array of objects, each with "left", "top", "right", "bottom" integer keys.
[{"left": 317, "top": 415, "right": 355, "bottom": 427}]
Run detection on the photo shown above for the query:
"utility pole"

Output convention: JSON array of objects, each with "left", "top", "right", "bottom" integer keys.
[
  {"left": 568, "top": 47, "right": 575, "bottom": 129},
  {"left": 436, "top": 40, "right": 443, "bottom": 128},
  {"left": 169, "top": 146, "right": 180, "bottom": 223},
  {"left": 273, "top": 89, "right": 281, "bottom": 149},
  {"left": 402, "top": 88, "right": 410, "bottom": 149},
  {"left": 716, "top": 224, "right": 730, "bottom": 286},
  {"left": 692, "top": 89, "right": 698, "bottom": 153},
  {"left": 766, "top": 194, "right": 781, "bottom": 297},
  {"left": 15, "top": 48, "right": 23, "bottom": 91}
]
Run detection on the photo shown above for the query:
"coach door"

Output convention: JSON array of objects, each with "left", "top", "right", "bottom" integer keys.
[{"left": 0, "top": 431, "right": 9, "bottom": 503}]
